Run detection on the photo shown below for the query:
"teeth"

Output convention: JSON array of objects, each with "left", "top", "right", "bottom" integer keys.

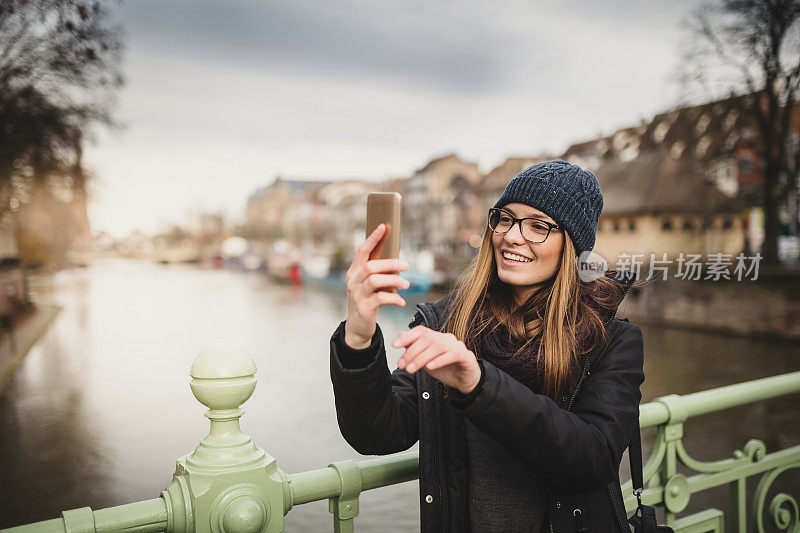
[{"left": 502, "top": 251, "right": 532, "bottom": 263}]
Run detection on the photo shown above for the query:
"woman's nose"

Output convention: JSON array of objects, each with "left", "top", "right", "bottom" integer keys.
[{"left": 504, "top": 222, "right": 526, "bottom": 244}]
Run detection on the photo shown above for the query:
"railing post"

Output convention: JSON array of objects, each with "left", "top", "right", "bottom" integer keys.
[
  {"left": 61, "top": 508, "right": 96, "bottom": 533},
  {"left": 653, "top": 394, "right": 690, "bottom": 529},
  {"left": 161, "top": 345, "right": 287, "bottom": 533},
  {"left": 327, "top": 460, "right": 362, "bottom": 533}
]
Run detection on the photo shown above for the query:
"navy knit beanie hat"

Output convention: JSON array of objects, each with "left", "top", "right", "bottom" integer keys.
[{"left": 493, "top": 160, "right": 603, "bottom": 255}]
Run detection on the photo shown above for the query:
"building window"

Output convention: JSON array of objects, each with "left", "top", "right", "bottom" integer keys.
[
  {"left": 695, "top": 113, "right": 711, "bottom": 136},
  {"left": 722, "top": 217, "right": 734, "bottom": 230},
  {"left": 661, "top": 219, "right": 674, "bottom": 231},
  {"left": 613, "top": 131, "right": 630, "bottom": 151},
  {"left": 724, "top": 110, "right": 738, "bottom": 131},
  {"left": 787, "top": 133, "right": 800, "bottom": 159},
  {"left": 682, "top": 218, "right": 695, "bottom": 231},
  {"left": 613, "top": 220, "right": 621, "bottom": 233},
  {"left": 740, "top": 155, "right": 753, "bottom": 173},
  {"left": 653, "top": 121, "right": 669, "bottom": 143},
  {"left": 695, "top": 136, "right": 712, "bottom": 157},
  {"left": 628, "top": 219, "right": 636, "bottom": 232}
]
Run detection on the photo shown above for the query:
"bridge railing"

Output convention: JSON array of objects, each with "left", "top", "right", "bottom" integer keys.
[{"left": 1, "top": 345, "right": 798, "bottom": 533}]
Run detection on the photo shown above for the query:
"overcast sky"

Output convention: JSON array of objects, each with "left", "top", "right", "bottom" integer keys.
[{"left": 86, "top": 0, "right": 702, "bottom": 237}]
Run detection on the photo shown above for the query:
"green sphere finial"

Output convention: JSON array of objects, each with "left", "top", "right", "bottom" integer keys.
[
  {"left": 190, "top": 345, "right": 257, "bottom": 411},
  {"left": 186, "top": 345, "right": 263, "bottom": 470}
]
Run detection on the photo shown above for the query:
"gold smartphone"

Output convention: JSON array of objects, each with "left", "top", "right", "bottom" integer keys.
[{"left": 366, "top": 192, "right": 402, "bottom": 291}]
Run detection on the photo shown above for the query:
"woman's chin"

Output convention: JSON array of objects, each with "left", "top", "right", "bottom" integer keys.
[
  {"left": 497, "top": 269, "right": 527, "bottom": 285},
  {"left": 497, "top": 267, "right": 549, "bottom": 287}
]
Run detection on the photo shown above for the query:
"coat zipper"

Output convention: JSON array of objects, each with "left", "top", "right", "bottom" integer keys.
[
  {"left": 418, "top": 304, "right": 445, "bottom": 528},
  {"left": 567, "top": 319, "right": 620, "bottom": 411},
  {"left": 550, "top": 353, "right": 590, "bottom": 532},
  {"left": 430, "top": 376, "right": 445, "bottom": 528},
  {"left": 567, "top": 354, "right": 590, "bottom": 411},
  {"left": 554, "top": 320, "right": 622, "bottom": 532}
]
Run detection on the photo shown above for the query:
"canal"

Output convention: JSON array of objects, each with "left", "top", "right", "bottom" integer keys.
[{"left": 0, "top": 258, "right": 798, "bottom": 531}]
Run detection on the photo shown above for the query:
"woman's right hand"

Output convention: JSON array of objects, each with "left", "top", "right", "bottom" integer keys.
[{"left": 344, "top": 223, "right": 411, "bottom": 349}]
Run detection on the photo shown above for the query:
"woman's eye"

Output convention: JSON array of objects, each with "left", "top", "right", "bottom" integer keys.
[
  {"left": 499, "top": 216, "right": 512, "bottom": 224},
  {"left": 529, "top": 222, "right": 549, "bottom": 232}
]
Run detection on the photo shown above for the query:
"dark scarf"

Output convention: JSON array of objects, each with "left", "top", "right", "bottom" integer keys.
[
  {"left": 469, "top": 312, "right": 544, "bottom": 394},
  {"left": 463, "top": 271, "right": 634, "bottom": 395}
]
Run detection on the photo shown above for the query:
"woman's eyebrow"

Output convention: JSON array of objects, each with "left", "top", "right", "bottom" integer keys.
[{"left": 506, "top": 208, "right": 553, "bottom": 222}]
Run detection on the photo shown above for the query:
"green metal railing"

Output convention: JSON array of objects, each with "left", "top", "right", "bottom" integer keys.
[
  {"left": 1, "top": 345, "right": 798, "bottom": 533},
  {"left": 623, "top": 371, "right": 800, "bottom": 532}
]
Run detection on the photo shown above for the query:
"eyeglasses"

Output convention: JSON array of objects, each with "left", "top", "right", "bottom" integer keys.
[{"left": 488, "top": 207, "right": 561, "bottom": 244}]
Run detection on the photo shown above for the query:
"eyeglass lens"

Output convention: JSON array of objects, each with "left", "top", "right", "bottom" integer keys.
[{"left": 489, "top": 210, "right": 552, "bottom": 243}]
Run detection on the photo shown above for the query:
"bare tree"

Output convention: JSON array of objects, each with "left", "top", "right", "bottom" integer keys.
[
  {"left": 682, "top": 0, "right": 800, "bottom": 265},
  {"left": 0, "top": 0, "right": 123, "bottom": 221}
]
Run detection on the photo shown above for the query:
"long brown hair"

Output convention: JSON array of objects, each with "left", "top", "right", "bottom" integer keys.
[{"left": 443, "top": 224, "right": 626, "bottom": 400}]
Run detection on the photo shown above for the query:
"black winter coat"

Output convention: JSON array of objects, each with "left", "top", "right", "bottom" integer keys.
[{"left": 329, "top": 291, "right": 645, "bottom": 532}]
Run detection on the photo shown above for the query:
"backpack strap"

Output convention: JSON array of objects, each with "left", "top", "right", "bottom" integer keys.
[
  {"left": 630, "top": 418, "right": 644, "bottom": 499},
  {"left": 606, "top": 415, "right": 644, "bottom": 532}
]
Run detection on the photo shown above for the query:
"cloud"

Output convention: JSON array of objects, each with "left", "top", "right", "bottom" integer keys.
[
  {"left": 121, "top": 0, "right": 518, "bottom": 91},
  {"left": 90, "top": 0, "right": 704, "bottom": 235}
]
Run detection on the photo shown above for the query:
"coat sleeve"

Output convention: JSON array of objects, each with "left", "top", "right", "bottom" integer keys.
[
  {"left": 450, "top": 320, "right": 645, "bottom": 492},
  {"left": 329, "top": 319, "right": 420, "bottom": 455}
]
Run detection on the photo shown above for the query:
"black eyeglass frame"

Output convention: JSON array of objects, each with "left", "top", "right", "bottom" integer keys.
[{"left": 487, "top": 207, "right": 561, "bottom": 244}]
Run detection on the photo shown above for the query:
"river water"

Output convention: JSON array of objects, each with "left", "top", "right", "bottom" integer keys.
[{"left": 0, "top": 258, "right": 798, "bottom": 531}]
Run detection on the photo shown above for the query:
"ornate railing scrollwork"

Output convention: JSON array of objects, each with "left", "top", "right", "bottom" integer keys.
[
  {"left": 675, "top": 438, "right": 766, "bottom": 474},
  {"left": 753, "top": 464, "right": 800, "bottom": 532},
  {"left": 621, "top": 372, "right": 800, "bottom": 533}
]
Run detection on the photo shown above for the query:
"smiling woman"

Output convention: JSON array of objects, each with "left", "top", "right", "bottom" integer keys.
[
  {"left": 329, "top": 160, "right": 644, "bottom": 532},
  {"left": 489, "top": 204, "right": 565, "bottom": 304}
]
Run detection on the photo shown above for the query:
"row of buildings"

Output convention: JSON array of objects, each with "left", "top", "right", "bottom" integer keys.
[{"left": 244, "top": 92, "right": 800, "bottom": 283}]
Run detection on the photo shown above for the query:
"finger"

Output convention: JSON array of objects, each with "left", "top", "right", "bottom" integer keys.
[
  {"left": 358, "top": 258, "right": 410, "bottom": 280},
  {"left": 406, "top": 344, "right": 446, "bottom": 373},
  {"left": 368, "top": 290, "right": 406, "bottom": 310},
  {"left": 355, "top": 290, "right": 405, "bottom": 319},
  {"left": 362, "top": 273, "right": 410, "bottom": 293},
  {"left": 353, "top": 259, "right": 410, "bottom": 287},
  {"left": 397, "top": 335, "right": 434, "bottom": 370},
  {"left": 353, "top": 224, "right": 386, "bottom": 267},
  {"left": 392, "top": 325, "right": 429, "bottom": 349},
  {"left": 425, "top": 351, "right": 461, "bottom": 370}
]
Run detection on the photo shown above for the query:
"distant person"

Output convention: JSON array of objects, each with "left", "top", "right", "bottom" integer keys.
[
  {"left": 329, "top": 160, "right": 644, "bottom": 532},
  {"left": 288, "top": 262, "right": 302, "bottom": 285}
]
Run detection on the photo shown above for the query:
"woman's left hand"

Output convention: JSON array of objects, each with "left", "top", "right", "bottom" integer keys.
[{"left": 392, "top": 326, "right": 481, "bottom": 394}]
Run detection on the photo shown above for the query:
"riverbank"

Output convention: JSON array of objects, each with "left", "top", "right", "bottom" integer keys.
[
  {"left": 619, "top": 272, "right": 800, "bottom": 342},
  {"left": 0, "top": 303, "right": 61, "bottom": 390}
]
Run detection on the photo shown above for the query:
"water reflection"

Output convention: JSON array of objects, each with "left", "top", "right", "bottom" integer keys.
[{"left": 0, "top": 259, "right": 797, "bottom": 531}]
